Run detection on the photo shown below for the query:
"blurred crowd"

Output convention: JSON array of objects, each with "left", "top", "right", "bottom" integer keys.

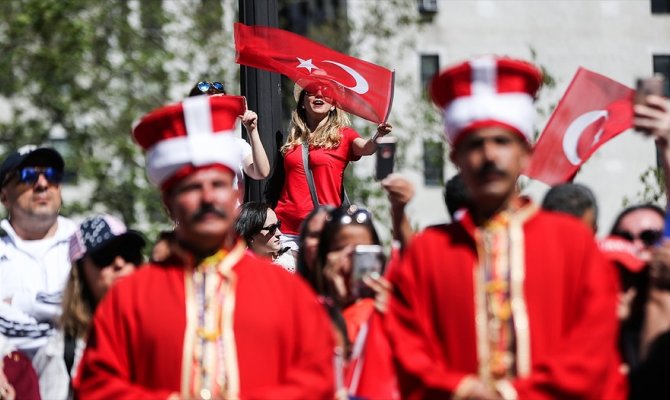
[{"left": 0, "top": 56, "right": 669, "bottom": 400}]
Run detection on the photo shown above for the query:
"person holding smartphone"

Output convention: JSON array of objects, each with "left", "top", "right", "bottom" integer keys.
[
  {"left": 625, "top": 79, "right": 670, "bottom": 397},
  {"left": 302, "top": 205, "right": 398, "bottom": 400}
]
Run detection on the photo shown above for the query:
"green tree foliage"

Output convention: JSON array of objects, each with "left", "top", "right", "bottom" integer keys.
[{"left": 0, "top": 0, "right": 237, "bottom": 236}]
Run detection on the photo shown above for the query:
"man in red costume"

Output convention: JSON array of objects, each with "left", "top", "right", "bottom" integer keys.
[
  {"left": 386, "top": 57, "right": 620, "bottom": 399},
  {"left": 74, "top": 95, "right": 334, "bottom": 399}
]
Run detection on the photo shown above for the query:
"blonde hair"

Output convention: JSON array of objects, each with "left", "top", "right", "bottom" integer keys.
[
  {"left": 281, "top": 91, "right": 351, "bottom": 154},
  {"left": 60, "top": 261, "right": 95, "bottom": 339}
]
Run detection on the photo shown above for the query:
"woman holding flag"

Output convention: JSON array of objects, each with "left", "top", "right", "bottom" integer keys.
[{"left": 273, "top": 77, "right": 392, "bottom": 243}]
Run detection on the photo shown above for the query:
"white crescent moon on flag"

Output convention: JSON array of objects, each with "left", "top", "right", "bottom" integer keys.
[
  {"left": 562, "top": 110, "right": 608, "bottom": 166},
  {"left": 322, "top": 60, "right": 369, "bottom": 94}
]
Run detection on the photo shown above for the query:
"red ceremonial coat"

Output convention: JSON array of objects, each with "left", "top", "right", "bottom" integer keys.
[
  {"left": 74, "top": 245, "right": 335, "bottom": 399},
  {"left": 386, "top": 206, "right": 620, "bottom": 399},
  {"left": 342, "top": 299, "right": 399, "bottom": 400}
]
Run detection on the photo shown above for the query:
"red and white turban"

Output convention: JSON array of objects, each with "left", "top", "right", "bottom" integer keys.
[
  {"left": 132, "top": 95, "right": 246, "bottom": 190},
  {"left": 430, "top": 56, "right": 542, "bottom": 146}
]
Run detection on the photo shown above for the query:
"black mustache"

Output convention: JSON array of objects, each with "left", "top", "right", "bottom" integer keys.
[
  {"left": 476, "top": 163, "right": 507, "bottom": 180},
  {"left": 190, "top": 205, "right": 228, "bottom": 222}
]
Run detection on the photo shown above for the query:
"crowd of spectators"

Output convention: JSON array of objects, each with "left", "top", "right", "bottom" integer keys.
[{"left": 0, "top": 54, "right": 669, "bottom": 400}]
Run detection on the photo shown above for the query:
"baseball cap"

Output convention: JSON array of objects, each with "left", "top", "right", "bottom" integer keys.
[
  {"left": 69, "top": 214, "right": 146, "bottom": 264},
  {"left": 0, "top": 145, "right": 64, "bottom": 187}
]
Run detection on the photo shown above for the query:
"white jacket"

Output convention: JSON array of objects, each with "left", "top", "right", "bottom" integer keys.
[
  {"left": 32, "top": 330, "right": 85, "bottom": 400},
  {"left": 0, "top": 216, "right": 76, "bottom": 358}
]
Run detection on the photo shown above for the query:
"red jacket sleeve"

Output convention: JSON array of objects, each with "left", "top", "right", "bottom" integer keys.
[
  {"left": 242, "top": 278, "right": 335, "bottom": 400},
  {"left": 512, "top": 233, "right": 621, "bottom": 399},
  {"left": 73, "top": 284, "right": 175, "bottom": 400},
  {"left": 385, "top": 233, "right": 471, "bottom": 399}
]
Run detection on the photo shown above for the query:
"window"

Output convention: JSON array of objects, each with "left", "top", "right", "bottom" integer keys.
[
  {"left": 653, "top": 55, "right": 670, "bottom": 96},
  {"left": 423, "top": 140, "right": 444, "bottom": 186},
  {"left": 420, "top": 54, "right": 440, "bottom": 97},
  {"left": 651, "top": 0, "right": 670, "bottom": 14},
  {"left": 418, "top": 0, "right": 438, "bottom": 14}
]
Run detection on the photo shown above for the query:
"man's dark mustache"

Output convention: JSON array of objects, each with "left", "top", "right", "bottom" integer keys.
[
  {"left": 190, "top": 205, "right": 228, "bottom": 222},
  {"left": 476, "top": 162, "right": 507, "bottom": 179}
]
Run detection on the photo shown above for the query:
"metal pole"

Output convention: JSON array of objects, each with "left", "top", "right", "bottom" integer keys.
[{"left": 238, "top": 0, "right": 284, "bottom": 204}]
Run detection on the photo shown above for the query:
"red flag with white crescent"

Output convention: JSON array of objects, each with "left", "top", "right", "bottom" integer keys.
[
  {"left": 234, "top": 23, "right": 394, "bottom": 124},
  {"left": 525, "top": 67, "right": 634, "bottom": 185}
]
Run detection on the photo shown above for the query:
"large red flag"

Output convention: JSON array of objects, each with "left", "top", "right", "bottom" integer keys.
[
  {"left": 525, "top": 67, "right": 634, "bottom": 185},
  {"left": 234, "top": 23, "right": 394, "bottom": 124}
]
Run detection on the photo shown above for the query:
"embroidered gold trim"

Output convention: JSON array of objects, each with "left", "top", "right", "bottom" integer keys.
[
  {"left": 182, "top": 269, "right": 197, "bottom": 397},
  {"left": 473, "top": 232, "right": 490, "bottom": 383},
  {"left": 508, "top": 203, "right": 537, "bottom": 377}
]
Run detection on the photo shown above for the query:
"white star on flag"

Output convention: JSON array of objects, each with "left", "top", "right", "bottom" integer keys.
[{"left": 296, "top": 58, "right": 318, "bottom": 73}]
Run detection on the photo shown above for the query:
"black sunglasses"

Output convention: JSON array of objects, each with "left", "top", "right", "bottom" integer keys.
[
  {"left": 197, "top": 81, "right": 225, "bottom": 94},
  {"left": 260, "top": 221, "right": 282, "bottom": 235},
  {"left": 11, "top": 167, "right": 63, "bottom": 186},
  {"left": 613, "top": 229, "right": 663, "bottom": 247},
  {"left": 90, "top": 247, "right": 143, "bottom": 268}
]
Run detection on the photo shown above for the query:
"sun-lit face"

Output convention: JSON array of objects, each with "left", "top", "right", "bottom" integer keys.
[
  {"left": 452, "top": 126, "right": 531, "bottom": 210},
  {"left": 328, "top": 224, "right": 375, "bottom": 303},
  {"left": 165, "top": 167, "right": 238, "bottom": 253},
  {"left": 1, "top": 162, "right": 62, "bottom": 236},
  {"left": 303, "top": 210, "right": 330, "bottom": 270},
  {"left": 301, "top": 85, "right": 335, "bottom": 123},
  {"left": 249, "top": 208, "right": 283, "bottom": 257},
  {"left": 614, "top": 208, "right": 664, "bottom": 263},
  {"left": 81, "top": 240, "right": 141, "bottom": 303}
]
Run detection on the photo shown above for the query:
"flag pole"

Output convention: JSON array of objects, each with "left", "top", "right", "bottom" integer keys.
[{"left": 238, "top": 0, "right": 283, "bottom": 203}]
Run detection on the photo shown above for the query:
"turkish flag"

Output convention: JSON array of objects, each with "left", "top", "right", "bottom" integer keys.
[
  {"left": 234, "top": 23, "right": 394, "bottom": 124},
  {"left": 525, "top": 67, "right": 634, "bottom": 185}
]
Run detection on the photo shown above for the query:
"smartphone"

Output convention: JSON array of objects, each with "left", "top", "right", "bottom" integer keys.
[
  {"left": 375, "top": 136, "right": 397, "bottom": 181},
  {"left": 350, "top": 244, "right": 384, "bottom": 299},
  {"left": 635, "top": 75, "right": 665, "bottom": 105}
]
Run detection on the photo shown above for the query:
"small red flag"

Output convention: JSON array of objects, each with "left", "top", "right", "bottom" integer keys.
[
  {"left": 525, "top": 67, "right": 634, "bottom": 185},
  {"left": 234, "top": 23, "right": 394, "bottom": 124}
]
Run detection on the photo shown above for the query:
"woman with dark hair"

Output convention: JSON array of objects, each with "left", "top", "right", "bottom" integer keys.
[
  {"left": 234, "top": 202, "right": 295, "bottom": 272},
  {"left": 273, "top": 78, "right": 392, "bottom": 249},
  {"left": 305, "top": 205, "right": 397, "bottom": 400},
  {"left": 296, "top": 205, "right": 335, "bottom": 284},
  {"left": 32, "top": 215, "right": 144, "bottom": 400}
]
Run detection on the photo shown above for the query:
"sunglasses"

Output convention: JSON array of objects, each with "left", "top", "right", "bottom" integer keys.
[
  {"left": 332, "top": 205, "right": 372, "bottom": 225},
  {"left": 260, "top": 221, "right": 282, "bottom": 235},
  {"left": 90, "top": 247, "right": 143, "bottom": 268},
  {"left": 304, "top": 84, "right": 334, "bottom": 98},
  {"left": 11, "top": 167, "right": 63, "bottom": 186},
  {"left": 197, "top": 81, "right": 225, "bottom": 94},
  {"left": 613, "top": 229, "right": 663, "bottom": 247}
]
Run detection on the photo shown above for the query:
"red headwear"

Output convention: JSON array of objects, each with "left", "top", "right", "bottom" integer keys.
[
  {"left": 430, "top": 56, "right": 542, "bottom": 146},
  {"left": 132, "top": 95, "right": 246, "bottom": 191},
  {"left": 599, "top": 235, "right": 645, "bottom": 273}
]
